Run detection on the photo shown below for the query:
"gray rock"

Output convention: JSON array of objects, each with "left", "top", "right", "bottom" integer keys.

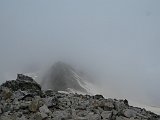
[
  {"left": 20, "top": 101, "right": 30, "bottom": 109},
  {"left": 28, "top": 99, "right": 40, "bottom": 112},
  {"left": 52, "top": 110, "right": 70, "bottom": 119},
  {"left": 116, "top": 116, "right": 127, "bottom": 120},
  {"left": 18, "top": 115, "right": 27, "bottom": 120},
  {"left": 0, "top": 74, "right": 160, "bottom": 120},
  {"left": 31, "top": 112, "right": 43, "bottom": 120},
  {"left": 76, "top": 117, "right": 88, "bottom": 120},
  {"left": 94, "top": 95, "right": 104, "bottom": 99},
  {"left": 104, "top": 101, "right": 114, "bottom": 110},
  {"left": 123, "top": 109, "right": 137, "bottom": 118},
  {"left": 39, "top": 104, "right": 51, "bottom": 114},
  {"left": 39, "top": 112, "right": 48, "bottom": 119},
  {"left": 123, "top": 109, "right": 148, "bottom": 119},
  {"left": 87, "top": 114, "right": 101, "bottom": 120},
  {"left": 0, "top": 115, "right": 12, "bottom": 120},
  {"left": 12, "top": 90, "right": 25, "bottom": 101},
  {"left": 41, "top": 62, "right": 87, "bottom": 93},
  {"left": 101, "top": 111, "right": 112, "bottom": 119},
  {"left": 1, "top": 87, "right": 12, "bottom": 100},
  {"left": 1, "top": 74, "right": 41, "bottom": 93},
  {"left": 43, "top": 97, "right": 53, "bottom": 107},
  {"left": 115, "top": 100, "right": 128, "bottom": 112}
]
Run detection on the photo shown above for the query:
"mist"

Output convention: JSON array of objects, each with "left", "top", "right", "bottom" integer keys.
[{"left": 0, "top": 0, "right": 160, "bottom": 107}]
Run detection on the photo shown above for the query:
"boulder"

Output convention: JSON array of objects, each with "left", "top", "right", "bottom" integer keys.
[
  {"left": 101, "top": 111, "right": 112, "bottom": 119},
  {"left": 1, "top": 87, "right": 12, "bottom": 100},
  {"left": 28, "top": 98, "right": 42, "bottom": 112},
  {"left": 1, "top": 74, "right": 41, "bottom": 93},
  {"left": 39, "top": 104, "right": 51, "bottom": 114}
]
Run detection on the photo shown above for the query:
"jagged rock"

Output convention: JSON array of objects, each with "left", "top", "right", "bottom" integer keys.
[
  {"left": 123, "top": 109, "right": 137, "bottom": 118},
  {"left": 104, "top": 101, "right": 115, "bottom": 111},
  {"left": 17, "top": 74, "right": 33, "bottom": 81},
  {"left": 40, "top": 112, "right": 48, "bottom": 119},
  {"left": 12, "top": 90, "right": 25, "bottom": 101},
  {"left": 87, "top": 113, "right": 101, "bottom": 120},
  {"left": 101, "top": 111, "right": 112, "bottom": 119},
  {"left": 41, "top": 61, "right": 87, "bottom": 93},
  {"left": 92, "top": 100, "right": 114, "bottom": 111},
  {"left": 124, "top": 99, "right": 129, "bottom": 106},
  {"left": 1, "top": 74, "right": 41, "bottom": 93},
  {"left": 1, "top": 87, "right": 12, "bottom": 100},
  {"left": 31, "top": 112, "right": 43, "bottom": 120},
  {"left": 52, "top": 110, "right": 70, "bottom": 119},
  {"left": 115, "top": 100, "right": 128, "bottom": 112},
  {"left": 0, "top": 115, "right": 12, "bottom": 120},
  {"left": 43, "top": 97, "right": 54, "bottom": 108},
  {"left": 18, "top": 115, "right": 27, "bottom": 120},
  {"left": 39, "top": 104, "right": 51, "bottom": 114},
  {"left": 0, "top": 74, "right": 160, "bottom": 120},
  {"left": 28, "top": 99, "right": 41, "bottom": 112},
  {"left": 94, "top": 94, "right": 104, "bottom": 99},
  {"left": 19, "top": 101, "right": 30, "bottom": 110}
]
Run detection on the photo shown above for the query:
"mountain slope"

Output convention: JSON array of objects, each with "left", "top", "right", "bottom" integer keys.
[
  {"left": 41, "top": 62, "right": 89, "bottom": 93},
  {"left": 0, "top": 74, "right": 160, "bottom": 120},
  {"left": 26, "top": 62, "right": 160, "bottom": 115}
]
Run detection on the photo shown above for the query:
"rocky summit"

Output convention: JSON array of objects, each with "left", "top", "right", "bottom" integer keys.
[
  {"left": 0, "top": 74, "right": 160, "bottom": 120},
  {"left": 41, "top": 62, "right": 87, "bottom": 93}
]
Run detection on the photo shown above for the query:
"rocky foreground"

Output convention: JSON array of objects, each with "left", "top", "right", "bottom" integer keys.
[{"left": 0, "top": 74, "right": 160, "bottom": 120}]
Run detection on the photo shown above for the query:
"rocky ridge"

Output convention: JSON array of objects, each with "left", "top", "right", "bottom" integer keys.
[
  {"left": 0, "top": 74, "right": 160, "bottom": 120},
  {"left": 41, "top": 62, "right": 87, "bottom": 93}
]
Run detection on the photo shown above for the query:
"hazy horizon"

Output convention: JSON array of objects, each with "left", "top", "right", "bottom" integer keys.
[{"left": 0, "top": 0, "right": 160, "bottom": 107}]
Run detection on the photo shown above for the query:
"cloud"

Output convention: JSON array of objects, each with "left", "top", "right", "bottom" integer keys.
[{"left": 0, "top": 0, "right": 160, "bottom": 106}]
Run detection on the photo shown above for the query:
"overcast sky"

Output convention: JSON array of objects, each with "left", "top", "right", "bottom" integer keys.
[{"left": 0, "top": 0, "right": 160, "bottom": 106}]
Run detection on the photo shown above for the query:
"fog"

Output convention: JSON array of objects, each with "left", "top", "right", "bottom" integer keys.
[{"left": 0, "top": 0, "right": 160, "bottom": 107}]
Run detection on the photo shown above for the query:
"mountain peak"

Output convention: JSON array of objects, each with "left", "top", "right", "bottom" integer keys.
[{"left": 41, "top": 61, "right": 87, "bottom": 93}]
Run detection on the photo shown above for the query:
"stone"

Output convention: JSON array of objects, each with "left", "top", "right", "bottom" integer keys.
[
  {"left": 43, "top": 97, "right": 57, "bottom": 107},
  {"left": 18, "top": 115, "right": 27, "bottom": 120},
  {"left": 28, "top": 99, "right": 40, "bottom": 112},
  {"left": 124, "top": 99, "right": 129, "bottom": 106},
  {"left": 94, "top": 94, "right": 104, "bottom": 99},
  {"left": 52, "top": 111, "right": 70, "bottom": 119},
  {"left": 87, "top": 113, "right": 101, "bottom": 120},
  {"left": 116, "top": 116, "right": 127, "bottom": 120},
  {"left": 104, "top": 101, "right": 114, "bottom": 110},
  {"left": 115, "top": 101, "right": 128, "bottom": 112},
  {"left": 40, "top": 112, "right": 48, "bottom": 119},
  {"left": 76, "top": 117, "right": 88, "bottom": 120},
  {"left": 101, "top": 111, "right": 112, "bottom": 119},
  {"left": 39, "top": 104, "right": 51, "bottom": 114},
  {"left": 12, "top": 90, "right": 25, "bottom": 101},
  {"left": 20, "top": 101, "right": 30, "bottom": 109},
  {"left": 1, "top": 74, "right": 41, "bottom": 92},
  {"left": 0, "top": 115, "right": 12, "bottom": 120},
  {"left": 123, "top": 109, "right": 137, "bottom": 118},
  {"left": 1, "top": 87, "right": 12, "bottom": 100},
  {"left": 31, "top": 112, "right": 43, "bottom": 120}
]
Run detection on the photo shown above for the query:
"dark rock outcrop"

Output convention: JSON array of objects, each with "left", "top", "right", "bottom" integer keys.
[
  {"left": 1, "top": 74, "right": 41, "bottom": 93},
  {"left": 41, "top": 61, "right": 87, "bottom": 93}
]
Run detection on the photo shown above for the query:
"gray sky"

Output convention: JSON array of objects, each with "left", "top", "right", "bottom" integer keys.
[{"left": 0, "top": 0, "right": 160, "bottom": 106}]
